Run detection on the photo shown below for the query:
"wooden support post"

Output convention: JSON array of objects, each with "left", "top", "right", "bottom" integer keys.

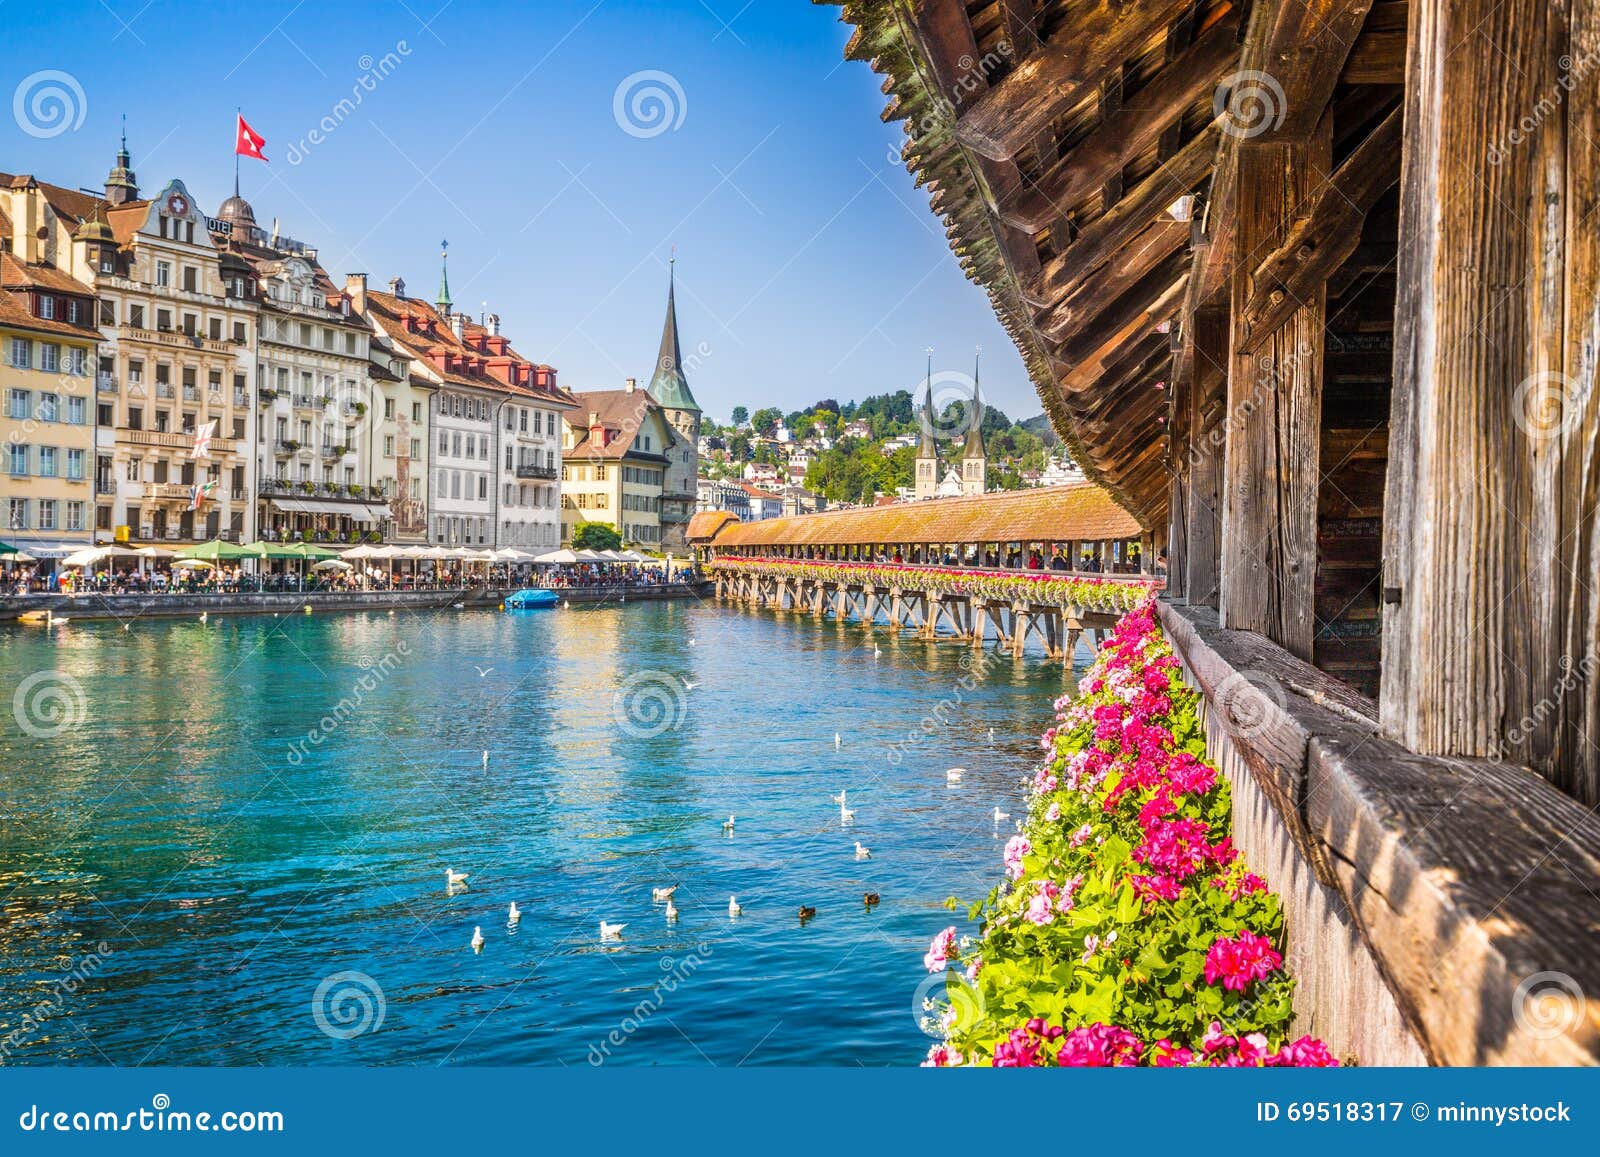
[
  {"left": 1065, "top": 627, "right": 1082, "bottom": 667},
  {"left": 1219, "top": 116, "right": 1332, "bottom": 661},
  {"left": 1185, "top": 306, "right": 1226, "bottom": 607},
  {"left": 971, "top": 598, "right": 986, "bottom": 648},
  {"left": 889, "top": 588, "right": 903, "bottom": 629},
  {"left": 1012, "top": 602, "right": 1028, "bottom": 657},
  {"left": 1381, "top": 0, "right": 1600, "bottom": 803}
]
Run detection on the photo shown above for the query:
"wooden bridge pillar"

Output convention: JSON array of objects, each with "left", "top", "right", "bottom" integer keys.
[{"left": 970, "top": 598, "right": 986, "bottom": 648}]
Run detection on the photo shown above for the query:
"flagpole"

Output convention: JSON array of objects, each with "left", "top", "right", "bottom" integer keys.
[{"left": 234, "top": 107, "right": 240, "bottom": 197}]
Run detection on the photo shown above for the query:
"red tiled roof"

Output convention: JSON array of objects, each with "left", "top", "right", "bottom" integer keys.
[
  {"left": 707, "top": 483, "right": 1140, "bottom": 548},
  {"left": 567, "top": 387, "right": 674, "bottom": 461},
  {"left": 365, "top": 289, "right": 576, "bottom": 406},
  {"left": 0, "top": 252, "right": 93, "bottom": 296}
]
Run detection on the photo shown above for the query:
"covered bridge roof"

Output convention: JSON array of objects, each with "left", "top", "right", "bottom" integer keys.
[
  {"left": 693, "top": 483, "right": 1140, "bottom": 549},
  {"left": 824, "top": 0, "right": 1405, "bottom": 530}
]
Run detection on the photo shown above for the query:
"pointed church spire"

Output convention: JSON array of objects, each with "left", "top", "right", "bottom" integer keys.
[
  {"left": 918, "top": 347, "right": 938, "bottom": 458},
  {"left": 965, "top": 348, "right": 985, "bottom": 460},
  {"left": 436, "top": 240, "right": 452, "bottom": 315},
  {"left": 647, "top": 255, "right": 701, "bottom": 413}
]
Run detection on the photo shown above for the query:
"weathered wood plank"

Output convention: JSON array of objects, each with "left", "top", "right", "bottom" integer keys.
[
  {"left": 1033, "top": 120, "right": 1222, "bottom": 302},
  {"left": 1229, "top": 0, "right": 1376, "bottom": 143},
  {"left": 1220, "top": 119, "right": 1331, "bottom": 660},
  {"left": 954, "top": 0, "right": 1199, "bottom": 162},
  {"left": 1185, "top": 306, "right": 1227, "bottom": 607},
  {"left": 1000, "top": 17, "right": 1241, "bottom": 231}
]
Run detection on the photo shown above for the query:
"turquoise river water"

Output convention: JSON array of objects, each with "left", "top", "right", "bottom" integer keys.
[{"left": 0, "top": 600, "right": 1082, "bottom": 1066}]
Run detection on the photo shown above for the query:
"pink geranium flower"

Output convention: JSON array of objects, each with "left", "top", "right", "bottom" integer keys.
[
  {"left": 923, "top": 927, "right": 958, "bottom": 973},
  {"left": 1204, "top": 930, "right": 1283, "bottom": 991}
]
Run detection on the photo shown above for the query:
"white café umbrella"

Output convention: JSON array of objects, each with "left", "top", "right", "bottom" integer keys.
[
  {"left": 533, "top": 548, "right": 577, "bottom": 565},
  {"left": 572, "top": 549, "right": 605, "bottom": 563},
  {"left": 615, "top": 550, "right": 647, "bottom": 564},
  {"left": 171, "top": 558, "right": 214, "bottom": 570},
  {"left": 62, "top": 545, "right": 132, "bottom": 567},
  {"left": 135, "top": 546, "right": 175, "bottom": 558},
  {"left": 313, "top": 558, "right": 353, "bottom": 571},
  {"left": 341, "top": 544, "right": 382, "bottom": 560}
]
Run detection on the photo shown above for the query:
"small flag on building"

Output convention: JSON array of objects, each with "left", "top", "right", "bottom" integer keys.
[
  {"left": 235, "top": 113, "right": 267, "bottom": 162},
  {"left": 189, "top": 479, "right": 218, "bottom": 510},
  {"left": 191, "top": 420, "right": 215, "bottom": 460}
]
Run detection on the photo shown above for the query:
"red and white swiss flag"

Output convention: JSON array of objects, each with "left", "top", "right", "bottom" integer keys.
[{"left": 234, "top": 113, "right": 267, "bottom": 162}]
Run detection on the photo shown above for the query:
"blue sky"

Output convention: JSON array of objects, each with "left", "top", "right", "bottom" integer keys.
[{"left": 0, "top": 0, "right": 1044, "bottom": 423}]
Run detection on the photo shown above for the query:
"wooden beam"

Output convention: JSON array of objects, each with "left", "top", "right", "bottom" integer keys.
[
  {"left": 1000, "top": 18, "right": 1241, "bottom": 231},
  {"left": 1039, "top": 218, "right": 1189, "bottom": 337},
  {"left": 1034, "top": 121, "right": 1222, "bottom": 302},
  {"left": 1341, "top": 1, "right": 1407, "bottom": 84},
  {"left": 1228, "top": 0, "right": 1376, "bottom": 143},
  {"left": 1056, "top": 247, "right": 1193, "bottom": 366},
  {"left": 1057, "top": 273, "right": 1189, "bottom": 394},
  {"left": 1238, "top": 106, "right": 1402, "bottom": 351},
  {"left": 1219, "top": 116, "right": 1332, "bottom": 660},
  {"left": 954, "top": 0, "right": 1198, "bottom": 162}
]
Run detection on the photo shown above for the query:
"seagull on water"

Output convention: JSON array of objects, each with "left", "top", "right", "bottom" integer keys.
[
  {"left": 993, "top": 807, "right": 1010, "bottom": 825},
  {"left": 563, "top": 600, "right": 570, "bottom": 609},
  {"left": 199, "top": 611, "right": 208, "bottom": 623},
  {"left": 946, "top": 767, "right": 965, "bottom": 784},
  {"left": 508, "top": 902, "right": 522, "bottom": 925},
  {"left": 665, "top": 899, "right": 679, "bottom": 922},
  {"left": 482, "top": 750, "right": 489, "bottom": 768},
  {"left": 840, "top": 804, "right": 855, "bottom": 824},
  {"left": 722, "top": 815, "right": 736, "bottom": 833},
  {"left": 446, "top": 868, "right": 469, "bottom": 889},
  {"left": 452, "top": 602, "right": 465, "bottom": 609},
  {"left": 728, "top": 896, "right": 742, "bottom": 918},
  {"left": 474, "top": 665, "right": 493, "bottom": 678},
  {"left": 988, "top": 727, "right": 995, "bottom": 742},
  {"left": 651, "top": 885, "right": 678, "bottom": 902},
  {"left": 831, "top": 789, "right": 847, "bottom": 805},
  {"left": 855, "top": 841, "right": 871, "bottom": 860},
  {"left": 682, "top": 678, "right": 700, "bottom": 690},
  {"left": 834, "top": 732, "right": 842, "bottom": 749},
  {"left": 470, "top": 926, "right": 485, "bottom": 953},
  {"left": 600, "top": 920, "right": 626, "bottom": 941},
  {"left": 689, "top": 639, "right": 696, "bottom": 647},
  {"left": 122, "top": 623, "right": 130, "bottom": 631}
]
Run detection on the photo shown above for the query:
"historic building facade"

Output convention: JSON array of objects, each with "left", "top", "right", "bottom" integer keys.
[
  {"left": 561, "top": 380, "right": 676, "bottom": 548},
  {"left": 0, "top": 245, "right": 99, "bottom": 556}
]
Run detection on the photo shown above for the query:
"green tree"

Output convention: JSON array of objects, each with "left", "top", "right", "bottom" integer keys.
[
  {"left": 573, "top": 521, "right": 623, "bottom": 550},
  {"left": 730, "top": 405, "right": 749, "bottom": 426},
  {"left": 751, "top": 407, "right": 782, "bottom": 435}
]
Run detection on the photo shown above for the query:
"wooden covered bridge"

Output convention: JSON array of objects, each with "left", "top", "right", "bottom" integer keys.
[
  {"left": 826, "top": 0, "right": 1600, "bottom": 1065},
  {"left": 690, "top": 483, "right": 1156, "bottom": 658}
]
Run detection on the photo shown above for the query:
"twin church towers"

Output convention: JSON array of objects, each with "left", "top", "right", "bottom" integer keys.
[{"left": 913, "top": 353, "right": 987, "bottom": 501}]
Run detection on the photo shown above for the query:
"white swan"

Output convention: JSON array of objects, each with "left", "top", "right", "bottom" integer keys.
[
  {"left": 665, "top": 899, "right": 679, "bottom": 921},
  {"left": 840, "top": 805, "right": 855, "bottom": 824},
  {"left": 445, "top": 868, "right": 469, "bottom": 889},
  {"left": 198, "top": 611, "right": 208, "bottom": 623},
  {"left": 728, "top": 895, "right": 742, "bottom": 918},
  {"left": 854, "top": 841, "right": 871, "bottom": 860},
  {"left": 651, "top": 885, "right": 678, "bottom": 902},
  {"left": 481, "top": 750, "right": 489, "bottom": 768},
  {"left": 993, "top": 807, "right": 1010, "bottom": 824},
  {"left": 508, "top": 902, "right": 521, "bottom": 925},
  {"left": 600, "top": 920, "right": 626, "bottom": 940},
  {"left": 722, "top": 815, "right": 736, "bottom": 833},
  {"left": 470, "top": 926, "right": 485, "bottom": 953}
]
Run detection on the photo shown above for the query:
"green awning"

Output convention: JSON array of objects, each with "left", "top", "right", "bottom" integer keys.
[{"left": 176, "top": 539, "right": 253, "bottom": 561}]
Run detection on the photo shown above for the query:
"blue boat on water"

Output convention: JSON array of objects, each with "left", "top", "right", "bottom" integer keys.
[{"left": 504, "top": 588, "right": 560, "bottom": 610}]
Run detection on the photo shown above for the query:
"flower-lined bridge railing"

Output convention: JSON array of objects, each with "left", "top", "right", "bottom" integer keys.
[{"left": 709, "top": 556, "right": 1159, "bottom": 660}]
